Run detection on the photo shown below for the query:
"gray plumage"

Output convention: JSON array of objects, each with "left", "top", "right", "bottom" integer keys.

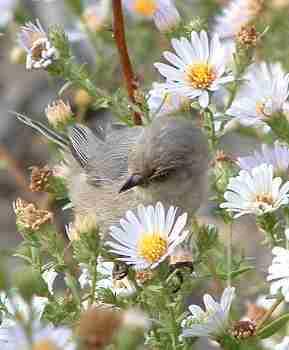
[{"left": 15, "top": 113, "right": 209, "bottom": 234}]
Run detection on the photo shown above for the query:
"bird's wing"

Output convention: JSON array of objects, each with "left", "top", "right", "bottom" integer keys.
[{"left": 68, "top": 123, "right": 108, "bottom": 167}]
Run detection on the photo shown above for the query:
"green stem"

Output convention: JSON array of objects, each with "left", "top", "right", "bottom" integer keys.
[
  {"left": 256, "top": 296, "right": 284, "bottom": 331},
  {"left": 89, "top": 259, "right": 98, "bottom": 306},
  {"left": 204, "top": 108, "right": 218, "bottom": 152}
]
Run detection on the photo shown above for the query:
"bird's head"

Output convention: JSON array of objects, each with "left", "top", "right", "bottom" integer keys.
[{"left": 119, "top": 116, "right": 209, "bottom": 194}]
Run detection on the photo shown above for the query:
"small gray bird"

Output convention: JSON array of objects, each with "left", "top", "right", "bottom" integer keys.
[{"left": 16, "top": 113, "right": 209, "bottom": 234}]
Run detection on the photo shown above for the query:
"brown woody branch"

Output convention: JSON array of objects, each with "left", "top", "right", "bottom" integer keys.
[{"left": 112, "top": 0, "right": 142, "bottom": 125}]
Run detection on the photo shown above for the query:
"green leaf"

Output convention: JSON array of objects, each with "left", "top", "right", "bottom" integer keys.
[
  {"left": 218, "top": 266, "right": 254, "bottom": 280},
  {"left": 257, "top": 313, "right": 289, "bottom": 339}
]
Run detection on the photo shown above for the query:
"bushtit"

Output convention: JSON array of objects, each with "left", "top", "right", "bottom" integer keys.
[{"left": 16, "top": 113, "right": 209, "bottom": 233}]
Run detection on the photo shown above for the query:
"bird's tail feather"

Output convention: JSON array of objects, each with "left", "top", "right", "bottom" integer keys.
[{"left": 11, "top": 111, "right": 70, "bottom": 150}]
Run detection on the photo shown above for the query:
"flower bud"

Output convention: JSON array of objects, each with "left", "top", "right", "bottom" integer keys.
[
  {"left": 45, "top": 100, "right": 73, "bottom": 129},
  {"left": 236, "top": 25, "right": 258, "bottom": 48},
  {"left": 66, "top": 214, "right": 98, "bottom": 241}
]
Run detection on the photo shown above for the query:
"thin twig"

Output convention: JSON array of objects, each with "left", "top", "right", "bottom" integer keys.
[{"left": 112, "top": 0, "right": 142, "bottom": 125}]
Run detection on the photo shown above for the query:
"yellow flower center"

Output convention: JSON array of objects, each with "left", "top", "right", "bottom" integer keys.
[
  {"left": 32, "top": 340, "right": 59, "bottom": 350},
  {"left": 256, "top": 102, "right": 268, "bottom": 118},
  {"left": 134, "top": 0, "right": 157, "bottom": 16},
  {"left": 255, "top": 194, "right": 274, "bottom": 206},
  {"left": 186, "top": 63, "right": 216, "bottom": 89},
  {"left": 138, "top": 234, "right": 168, "bottom": 263}
]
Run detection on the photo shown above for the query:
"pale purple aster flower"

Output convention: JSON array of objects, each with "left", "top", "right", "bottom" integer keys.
[
  {"left": 238, "top": 141, "right": 289, "bottom": 176},
  {"left": 227, "top": 62, "right": 289, "bottom": 129},
  {"left": 18, "top": 19, "right": 59, "bottom": 70},
  {"left": 182, "top": 287, "right": 235, "bottom": 339},
  {"left": 154, "top": 31, "right": 234, "bottom": 108},
  {"left": 123, "top": 0, "right": 180, "bottom": 32}
]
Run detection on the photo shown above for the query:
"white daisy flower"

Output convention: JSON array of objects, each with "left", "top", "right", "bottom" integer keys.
[
  {"left": 182, "top": 287, "right": 235, "bottom": 339},
  {"left": 227, "top": 62, "right": 289, "bottom": 129},
  {"left": 106, "top": 202, "right": 189, "bottom": 270},
  {"left": 154, "top": 30, "right": 234, "bottom": 108},
  {"left": 18, "top": 19, "right": 59, "bottom": 70},
  {"left": 0, "top": 322, "right": 76, "bottom": 350},
  {"left": 220, "top": 163, "right": 289, "bottom": 218},
  {"left": 123, "top": 0, "right": 180, "bottom": 32},
  {"left": 238, "top": 141, "right": 289, "bottom": 176},
  {"left": 267, "top": 234, "right": 289, "bottom": 302},
  {"left": 82, "top": 0, "right": 110, "bottom": 32},
  {"left": 214, "top": 0, "right": 263, "bottom": 40},
  {"left": 148, "top": 82, "right": 190, "bottom": 117}
]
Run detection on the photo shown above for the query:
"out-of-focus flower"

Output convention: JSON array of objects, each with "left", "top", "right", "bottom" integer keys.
[
  {"left": 18, "top": 19, "right": 59, "bottom": 70},
  {"left": 214, "top": 0, "right": 264, "bottom": 40},
  {"left": 122, "top": 309, "right": 150, "bottom": 330},
  {"left": 272, "top": 0, "right": 289, "bottom": 8},
  {"left": 0, "top": 322, "right": 75, "bottom": 350},
  {"left": 267, "top": 235, "right": 289, "bottom": 302},
  {"left": 154, "top": 31, "right": 234, "bottom": 108},
  {"left": 123, "top": 0, "right": 180, "bottom": 32},
  {"left": 74, "top": 88, "right": 93, "bottom": 108},
  {"left": 9, "top": 46, "right": 26, "bottom": 64},
  {"left": 66, "top": 214, "right": 98, "bottom": 241},
  {"left": 220, "top": 164, "right": 289, "bottom": 217},
  {"left": 148, "top": 82, "right": 190, "bottom": 117},
  {"left": 238, "top": 141, "right": 289, "bottom": 176},
  {"left": 29, "top": 165, "right": 53, "bottom": 192},
  {"left": 181, "top": 287, "right": 235, "bottom": 339},
  {"left": 77, "top": 306, "right": 122, "bottom": 349},
  {"left": 13, "top": 198, "right": 53, "bottom": 231},
  {"left": 78, "top": 258, "right": 136, "bottom": 298},
  {"left": 45, "top": 100, "right": 73, "bottom": 129},
  {"left": 0, "top": 0, "right": 16, "bottom": 28},
  {"left": 0, "top": 292, "right": 48, "bottom": 328},
  {"left": 244, "top": 294, "right": 284, "bottom": 323},
  {"left": 82, "top": 0, "right": 110, "bottom": 32},
  {"left": 227, "top": 63, "right": 289, "bottom": 129},
  {"left": 276, "top": 337, "right": 289, "bottom": 350},
  {"left": 106, "top": 202, "right": 188, "bottom": 270}
]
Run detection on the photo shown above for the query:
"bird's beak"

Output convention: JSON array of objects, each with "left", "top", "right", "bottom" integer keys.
[{"left": 119, "top": 174, "right": 145, "bottom": 193}]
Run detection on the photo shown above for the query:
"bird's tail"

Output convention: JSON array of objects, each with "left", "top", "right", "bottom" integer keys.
[{"left": 11, "top": 111, "right": 70, "bottom": 150}]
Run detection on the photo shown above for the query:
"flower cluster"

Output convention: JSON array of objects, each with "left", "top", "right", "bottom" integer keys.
[{"left": 18, "top": 19, "right": 59, "bottom": 70}]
